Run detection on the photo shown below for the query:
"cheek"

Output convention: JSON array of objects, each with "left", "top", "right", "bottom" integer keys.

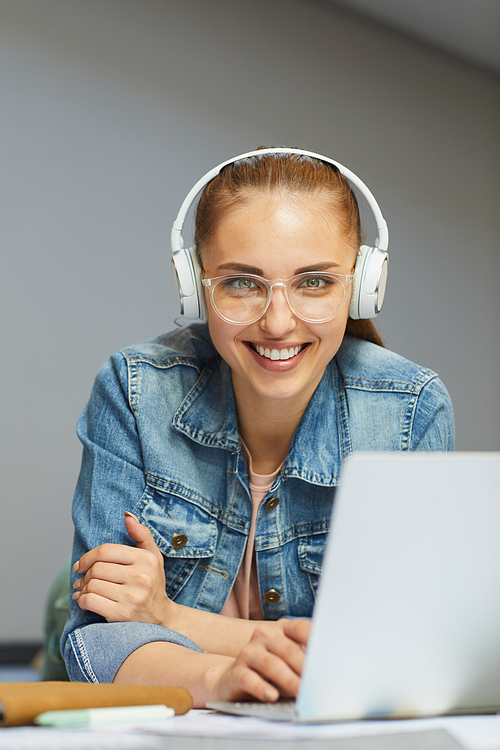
[
  {"left": 206, "top": 308, "right": 240, "bottom": 359},
  {"left": 206, "top": 308, "right": 224, "bottom": 350},
  {"left": 316, "top": 314, "right": 349, "bottom": 356}
]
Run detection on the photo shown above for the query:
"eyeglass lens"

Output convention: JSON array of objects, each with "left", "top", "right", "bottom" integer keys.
[{"left": 212, "top": 274, "right": 347, "bottom": 323}]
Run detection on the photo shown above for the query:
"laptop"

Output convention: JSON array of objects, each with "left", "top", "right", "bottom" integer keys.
[{"left": 207, "top": 451, "right": 500, "bottom": 722}]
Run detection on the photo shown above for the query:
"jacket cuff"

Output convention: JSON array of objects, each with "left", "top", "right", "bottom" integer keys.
[{"left": 64, "top": 621, "right": 202, "bottom": 683}]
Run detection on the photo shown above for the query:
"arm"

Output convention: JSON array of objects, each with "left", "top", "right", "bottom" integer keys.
[
  {"left": 113, "top": 618, "right": 311, "bottom": 708},
  {"left": 410, "top": 374, "right": 455, "bottom": 451},
  {"left": 72, "top": 512, "right": 280, "bottom": 657},
  {"left": 69, "top": 512, "right": 311, "bottom": 702}
]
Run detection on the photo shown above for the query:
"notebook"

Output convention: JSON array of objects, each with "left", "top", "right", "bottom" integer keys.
[{"left": 207, "top": 451, "right": 500, "bottom": 722}]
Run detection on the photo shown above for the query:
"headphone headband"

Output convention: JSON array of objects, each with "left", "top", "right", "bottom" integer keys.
[
  {"left": 171, "top": 147, "right": 388, "bottom": 253},
  {"left": 171, "top": 148, "right": 389, "bottom": 320}
]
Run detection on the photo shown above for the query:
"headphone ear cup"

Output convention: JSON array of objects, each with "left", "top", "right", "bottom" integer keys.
[
  {"left": 190, "top": 248, "right": 206, "bottom": 320},
  {"left": 171, "top": 247, "right": 206, "bottom": 320},
  {"left": 349, "top": 245, "right": 389, "bottom": 320},
  {"left": 349, "top": 250, "right": 365, "bottom": 320}
]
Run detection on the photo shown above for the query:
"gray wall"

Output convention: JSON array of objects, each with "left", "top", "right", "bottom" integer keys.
[{"left": 1, "top": 0, "right": 499, "bottom": 641}]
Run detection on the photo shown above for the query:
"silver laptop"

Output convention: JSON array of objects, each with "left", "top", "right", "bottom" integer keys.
[{"left": 208, "top": 452, "right": 500, "bottom": 722}]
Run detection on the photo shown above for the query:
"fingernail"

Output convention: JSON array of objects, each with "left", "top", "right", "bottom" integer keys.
[
  {"left": 72, "top": 592, "right": 79, "bottom": 600},
  {"left": 73, "top": 579, "right": 81, "bottom": 590},
  {"left": 124, "top": 511, "right": 140, "bottom": 522},
  {"left": 72, "top": 560, "right": 80, "bottom": 573}
]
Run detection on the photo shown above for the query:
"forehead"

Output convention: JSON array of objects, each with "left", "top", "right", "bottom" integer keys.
[
  {"left": 218, "top": 189, "right": 339, "bottom": 230},
  {"left": 202, "top": 190, "right": 356, "bottom": 271}
]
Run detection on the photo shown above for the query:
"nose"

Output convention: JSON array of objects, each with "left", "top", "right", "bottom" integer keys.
[{"left": 258, "top": 284, "right": 297, "bottom": 336}]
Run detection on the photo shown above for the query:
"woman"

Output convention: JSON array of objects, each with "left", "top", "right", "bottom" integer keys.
[{"left": 62, "top": 148, "right": 454, "bottom": 706}]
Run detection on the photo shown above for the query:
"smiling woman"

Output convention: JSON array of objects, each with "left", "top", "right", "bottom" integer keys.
[{"left": 61, "top": 149, "right": 454, "bottom": 708}]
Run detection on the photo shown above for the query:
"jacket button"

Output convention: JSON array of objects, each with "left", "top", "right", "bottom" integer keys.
[
  {"left": 263, "top": 589, "right": 281, "bottom": 604},
  {"left": 265, "top": 496, "right": 279, "bottom": 511},
  {"left": 172, "top": 533, "right": 188, "bottom": 549}
]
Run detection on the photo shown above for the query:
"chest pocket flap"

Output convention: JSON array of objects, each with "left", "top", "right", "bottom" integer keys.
[
  {"left": 298, "top": 533, "right": 327, "bottom": 575},
  {"left": 137, "top": 487, "right": 217, "bottom": 559},
  {"left": 298, "top": 532, "right": 328, "bottom": 597}
]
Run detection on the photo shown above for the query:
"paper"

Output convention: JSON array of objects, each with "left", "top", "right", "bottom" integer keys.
[{"left": 143, "top": 709, "right": 500, "bottom": 750}]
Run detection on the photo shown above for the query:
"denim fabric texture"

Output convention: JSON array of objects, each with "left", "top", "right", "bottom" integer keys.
[{"left": 62, "top": 324, "right": 455, "bottom": 682}]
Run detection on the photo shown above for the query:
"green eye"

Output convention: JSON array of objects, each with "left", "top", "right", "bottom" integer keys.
[
  {"left": 236, "top": 278, "right": 255, "bottom": 289},
  {"left": 306, "top": 277, "right": 321, "bottom": 288},
  {"left": 301, "top": 276, "right": 331, "bottom": 289},
  {"left": 222, "top": 277, "right": 255, "bottom": 288},
  {"left": 219, "top": 276, "right": 262, "bottom": 295}
]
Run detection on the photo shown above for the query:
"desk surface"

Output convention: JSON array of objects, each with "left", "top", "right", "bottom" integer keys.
[
  {"left": 0, "top": 728, "right": 461, "bottom": 750},
  {"left": 3, "top": 710, "right": 500, "bottom": 750}
]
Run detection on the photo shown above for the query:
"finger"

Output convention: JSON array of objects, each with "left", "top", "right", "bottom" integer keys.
[
  {"left": 280, "top": 617, "right": 311, "bottom": 648},
  {"left": 73, "top": 543, "right": 140, "bottom": 575},
  {"left": 243, "top": 644, "right": 302, "bottom": 698},
  {"left": 124, "top": 512, "right": 162, "bottom": 558},
  {"left": 74, "top": 583, "right": 127, "bottom": 622},
  {"left": 73, "top": 577, "right": 120, "bottom": 604},
  {"left": 74, "top": 577, "right": 157, "bottom": 624},
  {"left": 228, "top": 662, "right": 280, "bottom": 703},
  {"left": 251, "top": 624, "right": 308, "bottom": 676},
  {"left": 73, "top": 560, "right": 131, "bottom": 591}
]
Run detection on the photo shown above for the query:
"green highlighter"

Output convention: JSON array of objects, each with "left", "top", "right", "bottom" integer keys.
[{"left": 35, "top": 704, "right": 175, "bottom": 726}]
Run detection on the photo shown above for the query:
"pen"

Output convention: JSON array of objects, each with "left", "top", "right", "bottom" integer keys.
[{"left": 35, "top": 704, "right": 175, "bottom": 726}]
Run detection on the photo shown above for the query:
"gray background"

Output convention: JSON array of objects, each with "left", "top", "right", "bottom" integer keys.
[{"left": 1, "top": 0, "right": 499, "bottom": 642}]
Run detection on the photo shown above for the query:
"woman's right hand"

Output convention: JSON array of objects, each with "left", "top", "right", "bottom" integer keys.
[
  {"left": 206, "top": 618, "right": 311, "bottom": 703},
  {"left": 72, "top": 512, "right": 174, "bottom": 626}
]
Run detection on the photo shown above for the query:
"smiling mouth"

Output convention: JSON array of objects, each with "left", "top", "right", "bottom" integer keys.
[{"left": 248, "top": 343, "right": 308, "bottom": 361}]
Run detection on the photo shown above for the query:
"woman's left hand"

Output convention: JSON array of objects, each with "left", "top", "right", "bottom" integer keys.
[
  {"left": 72, "top": 513, "right": 173, "bottom": 625},
  {"left": 205, "top": 618, "right": 311, "bottom": 703}
]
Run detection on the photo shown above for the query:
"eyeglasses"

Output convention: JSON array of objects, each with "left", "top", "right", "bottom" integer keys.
[{"left": 202, "top": 272, "right": 354, "bottom": 325}]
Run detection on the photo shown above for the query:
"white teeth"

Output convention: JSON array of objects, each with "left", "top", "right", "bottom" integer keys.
[{"left": 255, "top": 345, "right": 301, "bottom": 360}]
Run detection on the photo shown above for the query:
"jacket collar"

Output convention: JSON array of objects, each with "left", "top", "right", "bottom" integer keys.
[
  {"left": 172, "top": 353, "right": 347, "bottom": 487},
  {"left": 172, "top": 356, "right": 241, "bottom": 450}
]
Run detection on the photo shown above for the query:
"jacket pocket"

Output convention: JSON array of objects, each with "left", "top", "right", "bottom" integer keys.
[
  {"left": 297, "top": 534, "right": 328, "bottom": 597},
  {"left": 136, "top": 486, "right": 217, "bottom": 598}
]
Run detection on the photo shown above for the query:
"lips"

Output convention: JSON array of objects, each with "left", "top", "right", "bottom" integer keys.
[{"left": 249, "top": 343, "right": 308, "bottom": 361}]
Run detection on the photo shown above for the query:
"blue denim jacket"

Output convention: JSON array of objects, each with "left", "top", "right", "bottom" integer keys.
[{"left": 62, "top": 324, "right": 455, "bottom": 682}]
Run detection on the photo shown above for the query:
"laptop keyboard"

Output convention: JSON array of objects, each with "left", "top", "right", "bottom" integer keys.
[{"left": 206, "top": 699, "right": 297, "bottom": 721}]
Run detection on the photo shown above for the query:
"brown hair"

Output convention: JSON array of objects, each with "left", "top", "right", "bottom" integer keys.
[{"left": 195, "top": 151, "right": 383, "bottom": 347}]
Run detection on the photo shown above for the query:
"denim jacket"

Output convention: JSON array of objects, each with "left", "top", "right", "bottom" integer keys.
[{"left": 62, "top": 324, "right": 455, "bottom": 682}]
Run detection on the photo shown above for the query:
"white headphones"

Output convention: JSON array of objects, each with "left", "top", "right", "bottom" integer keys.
[{"left": 171, "top": 148, "right": 389, "bottom": 321}]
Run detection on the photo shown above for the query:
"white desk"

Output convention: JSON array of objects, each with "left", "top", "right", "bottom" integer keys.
[{"left": 2, "top": 710, "right": 500, "bottom": 750}]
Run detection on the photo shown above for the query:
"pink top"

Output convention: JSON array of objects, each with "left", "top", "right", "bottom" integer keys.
[{"left": 221, "top": 445, "right": 281, "bottom": 620}]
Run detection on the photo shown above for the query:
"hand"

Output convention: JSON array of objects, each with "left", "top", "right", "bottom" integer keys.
[
  {"left": 72, "top": 513, "right": 173, "bottom": 625},
  {"left": 206, "top": 618, "right": 311, "bottom": 703}
]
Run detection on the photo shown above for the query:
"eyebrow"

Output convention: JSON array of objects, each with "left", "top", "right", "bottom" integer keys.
[
  {"left": 216, "top": 262, "right": 264, "bottom": 275},
  {"left": 294, "top": 261, "right": 341, "bottom": 274},
  {"left": 215, "top": 261, "right": 341, "bottom": 275}
]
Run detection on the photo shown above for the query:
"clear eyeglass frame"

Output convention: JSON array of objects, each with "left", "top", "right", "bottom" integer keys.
[{"left": 202, "top": 272, "right": 354, "bottom": 325}]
